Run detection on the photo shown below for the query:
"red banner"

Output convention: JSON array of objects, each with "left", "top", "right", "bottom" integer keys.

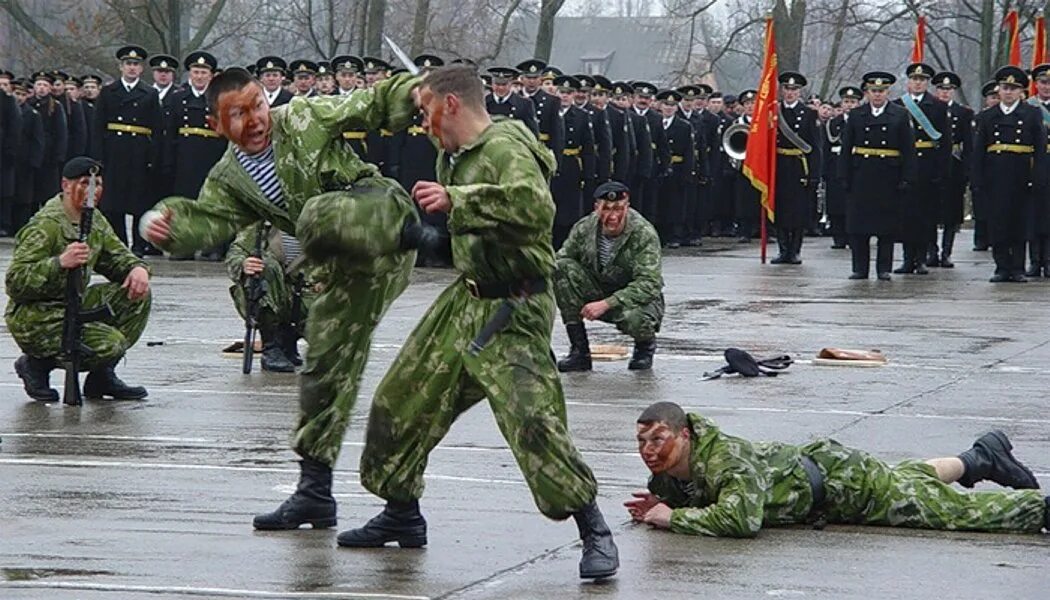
[
  {"left": 1032, "top": 13, "right": 1047, "bottom": 96},
  {"left": 1004, "top": 10, "right": 1021, "bottom": 67},
  {"left": 910, "top": 15, "right": 926, "bottom": 63},
  {"left": 743, "top": 16, "right": 778, "bottom": 227}
]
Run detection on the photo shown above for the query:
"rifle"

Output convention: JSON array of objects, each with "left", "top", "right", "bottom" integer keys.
[
  {"left": 242, "top": 221, "right": 271, "bottom": 374},
  {"left": 62, "top": 166, "right": 114, "bottom": 406}
]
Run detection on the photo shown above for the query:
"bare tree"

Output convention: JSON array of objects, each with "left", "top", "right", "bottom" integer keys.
[{"left": 534, "top": 0, "right": 566, "bottom": 62}]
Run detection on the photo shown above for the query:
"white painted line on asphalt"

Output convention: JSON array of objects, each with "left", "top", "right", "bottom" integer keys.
[
  {"left": 0, "top": 432, "right": 212, "bottom": 443},
  {"left": 0, "top": 581, "right": 429, "bottom": 599}
]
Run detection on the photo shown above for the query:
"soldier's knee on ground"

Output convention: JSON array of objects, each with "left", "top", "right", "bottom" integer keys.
[{"left": 297, "top": 185, "right": 415, "bottom": 263}]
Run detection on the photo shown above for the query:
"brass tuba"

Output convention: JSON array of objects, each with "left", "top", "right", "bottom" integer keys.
[{"left": 722, "top": 121, "right": 749, "bottom": 169}]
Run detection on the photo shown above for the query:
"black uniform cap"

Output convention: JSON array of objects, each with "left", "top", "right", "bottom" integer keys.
[
  {"left": 150, "top": 54, "right": 177, "bottom": 71},
  {"left": 31, "top": 71, "right": 54, "bottom": 84},
  {"left": 738, "top": 89, "right": 757, "bottom": 102},
  {"left": 778, "top": 71, "right": 807, "bottom": 88},
  {"left": 655, "top": 89, "right": 682, "bottom": 103},
  {"left": 611, "top": 81, "right": 634, "bottom": 96},
  {"left": 82, "top": 74, "right": 103, "bottom": 85},
  {"left": 184, "top": 51, "right": 218, "bottom": 72},
  {"left": 594, "top": 180, "right": 630, "bottom": 201},
  {"left": 414, "top": 54, "right": 444, "bottom": 69},
  {"left": 631, "top": 81, "right": 657, "bottom": 96},
  {"left": 981, "top": 80, "right": 999, "bottom": 97},
  {"left": 362, "top": 57, "right": 389, "bottom": 73},
  {"left": 553, "top": 75, "right": 580, "bottom": 91},
  {"left": 905, "top": 62, "right": 935, "bottom": 79},
  {"left": 1031, "top": 63, "right": 1050, "bottom": 82},
  {"left": 316, "top": 61, "right": 333, "bottom": 76},
  {"left": 933, "top": 71, "right": 961, "bottom": 89},
  {"left": 592, "top": 75, "right": 613, "bottom": 93},
  {"left": 838, "top": 86, "right": 863, "bottom": 100},
  {"left": 862, "top": 71, "right": 895, "bottom": 90},
  {"left": 486, "top": 67, "right": 519, "bottom": 83},
  {"left": 517, "top": 59, "right": 547, "bottom": 76},
  {"left": 117, "top": 45, "right": 148, "bottom": 62},
  {"left": 256, "top": 56, "right": 287, "bottom": 74},
  {"left": 541, "top": 66, "right": 562, "bottom": 80},
  {"left": 289, "top": 60, "right": 319, "bottom": 76},
  {"left": 62, "top": 157, "right": 103, "bottom": 179},
  {"left": 995, "top": 65, "right": 1028, "bottom": 88}
]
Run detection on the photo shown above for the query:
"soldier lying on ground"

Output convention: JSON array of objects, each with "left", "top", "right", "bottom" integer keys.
[
  {"left": 555, "top": 180, "right": 664, "bottom": 372},
  {"left": 626, "top": 401, "right": 1047, "bottom": 537},
  {"left": 6, "top": 156, "right": 151, "bottom": 401}
]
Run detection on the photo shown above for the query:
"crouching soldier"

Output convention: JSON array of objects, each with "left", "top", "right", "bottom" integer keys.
[
  {"left": 555, "top": 180, "right": 664, "bottom": 372},
  {"left": 225, "top": 224, "right": 314, "bottom": 372},
  {"left": 6, "top": 157, "right": 151, "bottom": 401}
]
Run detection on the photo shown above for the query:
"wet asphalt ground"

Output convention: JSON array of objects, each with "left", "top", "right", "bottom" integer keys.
[{"left": 0, "top": 232, "right": 1047, "bottom": 599}]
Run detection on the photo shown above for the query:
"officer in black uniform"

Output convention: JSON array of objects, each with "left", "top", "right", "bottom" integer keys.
[
  {"left": 551, "top": 75, "right": 595, "bottom": 249},
  {"left": 676, "top": 84, "right": 713, "bottom": 245},
  {"left": 839, "top": 72, "right": 916, "bottom": 280},
  {"left": 257, "top": 57, "right": 293, "bottom": 107},
  {"left": 362, "top": 57, "right": 394, "bottom": 174},
  {"left": 620, "top": 82, "right": 652, "bottom": 214},
  {"left": 823, "top": 85, "right": 862, "bottom": 249},
  {"left": 733, "top": 90, "right": 759, "bottom": 241},
  {"left": 0, "top": 70, "right": 19, "bottom": 236},
  {"left": 972, "top": 81, "right": 1000, "bottom": 251},
  {"left": 973, "top": 66, "right": 1047, "bottom": 282},
  {"left": 592, "top": 76, "right": 631, "bottom": 186},
  {"left": 149, "top": 53, "right": 179, "bottom": 257},
  {"left": 90, "top": 45, "right": 162, "bottom": 256},
  {"left": 607, "top": 80, "right": 638, "bottom": 187},
  {"left": 517, "top": 59, "right": 565, "bottom": 168},
  {"left": 575, "top": 74, "right": 612, "bottom": 201},
  {"left": 288, "top": 59, "right": 318, "bottom": 97},
  {"left": 1027, "top": 64, "right": 1050, "bottom": 277},
  {"left": 930, "top": 71, "right": 973, "bottom": 269},
  {"left": 654, "top": 89, "right": 697, "bottom": 248},
  {"left": 51, "top": 71, "right": 87, "bottom": 161},
  {"left": 331, "top": 55, "right": 368, "bottom": 160},
  {"left": 9, "top": 79, "right": 44, "bottom": 231},
  {"left": 631, "top": 82, "right": 670, "bottom": 227},
  {"left": 485, "top": 66, "right": 539, "bottom": 135},
  {"left": 706, "top": 91, "right": 736, "bottom": 237},
  {"left": 29, "top": 71, "right": 67, "bottom": 208},
  {"left": 772, "top": 71, "right": 821, "bottom": 265},
  {"left": 892, "top": 62, "right": 950, "bottom": 274},
  {"left": 315, "top": 61, "right": 336, "bottom": 95}
]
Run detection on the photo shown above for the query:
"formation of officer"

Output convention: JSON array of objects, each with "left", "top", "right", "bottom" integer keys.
[{"left": 771, "top": 72, "right": 821, "bottom": 264}]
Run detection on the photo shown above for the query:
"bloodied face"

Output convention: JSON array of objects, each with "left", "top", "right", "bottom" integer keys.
[
  {"left": 636, "top": 421, "right": 690, "bottom": 475},
  {"left": 210, "top": 84, "right": 271, "bottom": 154}
]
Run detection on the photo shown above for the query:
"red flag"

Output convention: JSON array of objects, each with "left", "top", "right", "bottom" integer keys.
[
  {"left": 742, "top": 16, "right": 778, "bottom": 262},
  {"left": 1032, "top": 12, "right": 1047, "bottom": 96},
  {"left": 910, "top": 15, "right": 926, "bottom": 63},
  {"left": 1004, "top": 10, "right": 1021, "bottom": 67}
]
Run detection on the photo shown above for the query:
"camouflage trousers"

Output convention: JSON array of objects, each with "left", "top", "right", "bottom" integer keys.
[
  {"left": 806, "top": 439, "right": 1046, "bottom": 533},
  {"left": 6, "top": 282, "right": 151, "bottom": 371},
  {"left": 288, "top": 177, "right": 417, "bottom": 468},
  {"left": 229, "top": 252, "right": 314, "bottom": 333},
  {"left": 554, "top": 257, "right": 664, "bottom": 340},
  {"left": 359, "top": 281, "right": 598, "bottom": 520}
]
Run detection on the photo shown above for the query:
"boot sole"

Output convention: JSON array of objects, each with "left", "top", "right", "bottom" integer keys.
[
  {"left": 983, "top": 431, "right": 1040, "bottom": 489},
  {"left": 580, "top": 566, "right": 619, "bottom": 579},
  {"left": 254, "top": 517, "right": 337, "bottom": 530},
  {"left": 337, "top": 535, "right": 427, "bottom": 548}
]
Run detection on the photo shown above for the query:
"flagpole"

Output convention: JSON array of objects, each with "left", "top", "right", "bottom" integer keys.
[{"left": 760, "top": 205, "right": 767, "bottom": 264}]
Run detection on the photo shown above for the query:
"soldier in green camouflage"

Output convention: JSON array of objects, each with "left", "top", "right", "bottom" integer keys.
[
  {"left": 343, "top": 65, "right": 619, "bottom": 581},
  {"left": 554, "top": 180, "right": 664, "bottom": 372},
  {"left": 225, "top": 225, "right": 315, "bottom": 372},
  {"left": 140, "top": 67, "right": 424, "bottom": 532},
  {"left": 6, "top": 157, "right": 152, "bottom": 402},
  {"left": 627, "top": 402, "right": 1048, "bottom": 537}
]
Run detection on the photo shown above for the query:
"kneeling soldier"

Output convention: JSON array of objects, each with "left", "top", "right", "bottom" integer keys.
[
  {"left": 6, "top": 157, "right": 152, "bottom": 401},
  {"left": 555, "top": 181, "right": 664, "bottom": 372},
  {"left": 225, "top": 225, "right": 313, "bottom": 372}
]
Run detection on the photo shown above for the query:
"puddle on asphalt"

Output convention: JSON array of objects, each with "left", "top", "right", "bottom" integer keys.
[{"left": 2, "top": 567, "right": 114, "bottom": 581}]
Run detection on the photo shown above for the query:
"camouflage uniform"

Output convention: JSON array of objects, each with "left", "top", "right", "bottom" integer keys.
[
  {"left": 225, "top": 226, "right": 315, "bottom": 335},
  {"left": 554, "top": 208, "right": 664, "bottom": 340},
  {"left": 152, "top": 74, "right": 420, "bottom": 467},
  {"left": 649, "top": 413, "right": 1047, "bottom": 537},
  {"left": 5, "top": 196, "right": 151, "bottom": 370},
  {"left": 359, "top": 119, "right": 599, "bottom": 520}
]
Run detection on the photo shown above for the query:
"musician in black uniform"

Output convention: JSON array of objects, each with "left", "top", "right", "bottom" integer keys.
[
  {"left": 632, "top": 82, "right": 671, "bottom": 227},
  {"left": 733, "top": 90, "right": 760, "bottom": 242},
  {"left": 1027, "top": 64, "right": 1050, "bottom": 277},
  {"left": 972, "top": 67, "right": 1048, "bottom": 282},
  {"left": 930, "top": 71, "right": 973, "bottom": 269},
  {"left": 892, "top": 63, "right": 950, "bottom": 274},
  {"left": 677, "top": 84, "right": 714, "bottom": 245},
  {"left": 551, "top": 75, "right": 595, "bottom": 249},
  {"left": 839, "top": 72, "right": 916, "bottom": 280},
  {"left": 9, "top": 79, "right": 44, "bottom": 231},
  {"left": 823, "top": 86, "right": 862, "bottom": 249},
  {"left": 771, "top": 72, "right": 821, "bottom": 264},
  {"left": 619, "top": 82, "right": 653, "bottom": 217},
  {"left": 654, "top": 89, "right": 697, "bottom": 248},
  {"left": 705, "top": 91, "right": 736, "bottom": 237},
  {"left": 29, "top": 71, "right": 67, "bottom": 208},
  {"left": 485, "top": 66, "right": 539, "bottom": 135},
  {"left": 257, "top": 56, "right": 293, "bottom": 108},
  {"left": 518, "top": 59, "right": 565, "bottom": 168},
  {"left": 89, "top": 45, "right": 163, "bottom": 256}
]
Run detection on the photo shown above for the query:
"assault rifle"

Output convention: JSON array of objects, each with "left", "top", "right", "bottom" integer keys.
[
  {"left": 242, "top": 221, "right": 271, "bottom": 374},
  {"left": 62, "top": 166, "right": 114, "bottom": 406}
]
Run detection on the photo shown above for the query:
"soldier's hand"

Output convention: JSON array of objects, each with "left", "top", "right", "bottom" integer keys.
[
  {"left": 624, "top": 490, "right": 661, "bottom": 521},
  {"left": 122, "top": 266, "right": 150, "bottom": 301},
  {"left": 580, "top": 300, "right": 611, "bottom": 321},
  {"left": 141, "top": 208, "right": 173, "bottom": 245},
  {"left": 59, "top": 242, "right": 90, "bottom": 269},
  {"left": 243, "top": 256, "right": 264, "bottom": 276},
  {"left": 413, "top": 181, "right": 451, "bottom": 214},
  {"left": 641, "top": 502, "right": 673, "bottom": 529}
]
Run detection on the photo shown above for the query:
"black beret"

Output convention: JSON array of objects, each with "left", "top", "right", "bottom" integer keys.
[
  {"left": 594, "top": 180, "right": 630, "bottom": 201},
  {"left": 63, "top": 157, "right": 103, "bottom": 179}
]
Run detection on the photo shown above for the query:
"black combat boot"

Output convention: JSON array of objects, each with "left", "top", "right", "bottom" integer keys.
[
  {"left": 769, "top": 229, "right": 789, "bottom": 264},
  {"left": 1026, "top": 243, "right": 1042, "bottom": 277},
  {"left": 253, "top": 458, "right": 338, "bottom": 530},
  {"left": 83, "top": 362, "right": 148, "bottom": 400},
  {"left": 260, "top": 325, "right": 295, "bottom": 373},
  {"left": 628, "top": 339, "right": 656, "bottom": 371},
  {"left": 283, "top": 324, "right": 303, "bottom": 367},
  {"left": 957, "top": 430, "right": 1039, "bottom": 489},
  {"left": 572, "top": 501, "right": 619, "bottom": 579},
  {"left": 14, "top": 354, "right": 59, "bottom": 402},
  {"left": 337, "top": 500, "right": 427, "bottom": 548},
  {"left": 789, "top": 228, "right": 803, "bottom": 264},
  {"left": 557, "top": 323, "right": 592, "bottom": 372},
  {"left": 940, "top": 229, "right": 956, "bottom": 268}
]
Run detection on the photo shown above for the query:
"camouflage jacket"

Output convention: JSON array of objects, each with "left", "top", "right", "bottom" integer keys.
[
  {"left": 5, "top": 195, "right": 147, "bottom": 307},
  {"left": 437, "top": 118, "right": 558, "bottom": 282},
  {"left": 154, "top": 73, "right": 420, "bottom": 256},
  {"left": 557, "top": 208, "right": 663, "bottom": 309},
  {"left": 647, "top": 413, "right": 815, "bottom": 537}
]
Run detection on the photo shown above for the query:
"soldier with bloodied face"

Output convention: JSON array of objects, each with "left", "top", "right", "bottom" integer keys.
[{"left": 626, "top": 402, "right": 1049, "bottom": 537}]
